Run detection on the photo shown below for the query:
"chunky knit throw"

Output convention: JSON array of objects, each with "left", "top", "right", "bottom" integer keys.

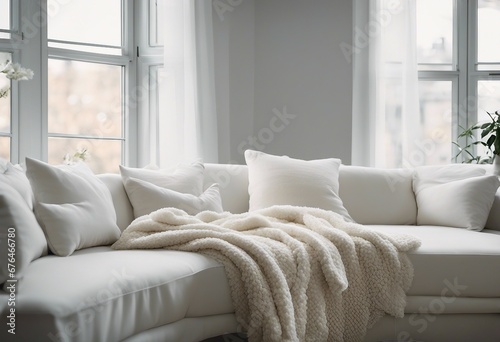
[{"left": 112, "top": 205, "right": 421, "bottom": 342}]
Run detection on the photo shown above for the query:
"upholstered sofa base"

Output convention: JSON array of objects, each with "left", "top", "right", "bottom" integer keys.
[
  {"left": 122, "top": 314, "right": 240, "bottom": 342},
  {"left": 366, "top": 313, "right": 500, "bottom": 342},
  {"left": 110, "top": 313, "right": 500, "bottom": 342}
]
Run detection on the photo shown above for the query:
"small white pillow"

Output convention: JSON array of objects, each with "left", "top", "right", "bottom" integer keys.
[
  {"left": 413, "top": 165, "right": 486, "bottom": 193},
  {"left": 0, "top": 182, "right": 48, "bottom": 286},
  {"left": 124, "top": 177, "right": 223, "bottom": 217},
  {"left": 26, "top": 158, "right": 121, "bottom": 256},
  {"left": 244, "top": 150, "right": 352, "bottom": 220},
  {"left": 0, "top": 161, "right": 34, "bottom": 210},
  {"left": 414, "top": 165, "right": 500, "bottom": 231},
  {"left": 120, "top": 162, "right": 205, "bottom": 196}
]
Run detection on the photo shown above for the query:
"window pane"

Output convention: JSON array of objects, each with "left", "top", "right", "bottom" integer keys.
[
  {"left": 47, "top": 0, "right": 122, "bottom": 48},
  {"left": 382, "top": 80, "right": 452, "bottom": 168},
  {"left": 0, "top": 136, "right": 10, "bottom": 160},
  {"left": 478, "top": 0, "right": 500, "bottom": 65},
  {"left": 418, "top": 81, "right": 453, "bottom": 165},
  {"left": 0, "top": 0, "right": 9, "bottom": 31},
  {"left": 48, "top": 137, "right": 121, "bottom": 174},
  {"left": 48, "top": 59, "right": 123, "bottom": 137},
  {"left": 48, "top": 41, "right": 122, "bottom": 56},
  {"left": 416, "top": 0, "right": 454, "bottom": 69},
  {"left": 474, "top": 80, "right": 500, "bottom": 160},
  {"left": 0, "top": 52, "right": 12, "bottom": 133}
]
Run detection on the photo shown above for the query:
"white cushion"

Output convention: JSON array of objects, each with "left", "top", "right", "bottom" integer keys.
[
  {"left": 25, "top": 158, "right": 121, "bottom": 256},
  {"left": 339, "top": 166, "right": 417, "bottom": 225},
  {"left": 0, "top": 182, "right": 48, "bottom": 285},
  {"left": 124, "top": 177, "right": 223, "bottom": 218},
  {"left": 119, "top": 162, "right": 205, "bottom": 196},
  {"left": 414, "top": 165, "right": 500, "bottom": 231},
  {"left": 368, "top": 225, "right": 500, "bottom": 297},
  {"left": 3, "top": 247, "right": 233, "bottom": 342},
  {"left": 244, "top": 150, "right": 352, "bottom": 220},
  {"left": 0, "top": 160, "right": 33, "bottom": 210}
]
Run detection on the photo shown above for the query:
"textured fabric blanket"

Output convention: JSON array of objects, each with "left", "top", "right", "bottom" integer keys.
[{"left": 112, "top": 205, "right": 421, "bottom": 342}]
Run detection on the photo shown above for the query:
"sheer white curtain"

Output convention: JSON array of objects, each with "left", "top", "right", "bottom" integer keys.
[
  {"left": 160, "top": 0, "right": 219, "bottom": 167},
  {"left": 352, "top": 0, "right": 421, "bottom": 168}
]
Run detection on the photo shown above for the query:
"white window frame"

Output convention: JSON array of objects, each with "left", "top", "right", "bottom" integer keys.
[
  {"left": 45, "top": 0, "right": 136, "bottom": 170},
  {"left": 135, "top": 0, "right": 163, "bottom": 167},
  {"left": 0, "top": 0, "right": 21, "bottom": 161},
  {"left": 417, "top": 0, "right": 500, "bottom": 162}
]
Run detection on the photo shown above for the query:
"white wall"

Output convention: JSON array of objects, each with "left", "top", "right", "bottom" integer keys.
[
  {"left": 213, "top": 0, "right": 255, "bottom": 164},
  {"left": 213, "top": 0, "right": 353, "bottom": 164}
]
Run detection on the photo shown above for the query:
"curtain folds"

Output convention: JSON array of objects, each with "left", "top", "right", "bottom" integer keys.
[
  {"left": 352, "top": 0, "right": 421, "bottom": 168},
  {"left": 160, "top": 0, "right": 219, "bottom": 167}
]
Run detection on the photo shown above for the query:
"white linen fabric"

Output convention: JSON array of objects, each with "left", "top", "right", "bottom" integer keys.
[
  {"left": 0, "top": 182, "right": 48, "bottom": 285},
  {"left": 159, "top": 0, "right": 219, "bottom": 167},
  {"left": 120, "top": 162, "right": 205, "bottom": 196},
  {"left": 113, "top": 205, "right": 421, "bottom": 342},
  {"left": 124, "top": 177, "right": 223, "bottom": 218},
  {"left": 26, "top": 158, "right": 121, "bottom": 256},
  {"left": 414, "top": 165, "right": 499, "bottom": 231},
  {"left": 0, "top": 160, "right": 33, "bottom": 209},
  {"left": 352, "top": 0, "right": 421, "bottom": 167},
  {"left": 244, "top": 150, "right": 353, "bottom": 220}
]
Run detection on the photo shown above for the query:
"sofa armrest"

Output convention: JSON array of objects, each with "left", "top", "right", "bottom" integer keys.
[{"left": 485, "top": 188, "right": 500, "bottom": 231}]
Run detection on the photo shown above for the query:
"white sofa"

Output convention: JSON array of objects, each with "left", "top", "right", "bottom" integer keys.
[{"left": 1, "top": 163, "right": 500, "bottom": 342}]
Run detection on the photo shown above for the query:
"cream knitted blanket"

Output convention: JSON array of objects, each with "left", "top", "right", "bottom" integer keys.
[{"left": 112, "top": 205, "right": 421, "bottom": 342}]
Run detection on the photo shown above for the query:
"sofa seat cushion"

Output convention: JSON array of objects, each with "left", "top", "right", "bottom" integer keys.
[
  {"left": 368, "top": 225, "right": 500, "bottom": 297},
  {"left": 4, "top": 247, "right": 233, "bottom": 342}
]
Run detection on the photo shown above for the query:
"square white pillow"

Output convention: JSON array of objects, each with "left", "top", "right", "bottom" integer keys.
[
  {"left": 0, "top": 182, "right": 48, "bottom": 286},
  {"left": 26, "top": 158, "right": 121, "bottom": 256},
  {"left": 244, "top": 150, "right": 352, "bottom": 220},
  {"left": 0, "top": 160, "right": 34, "bottom": 210},
  {"left": 414, "top": 165, "right": 500, "bottom": 231},
  {"left": 124, "top": 177, "right": 223, "bottom": 217},
  {"left": 120, "top": 161, "right": 205, "bottom": 196}
]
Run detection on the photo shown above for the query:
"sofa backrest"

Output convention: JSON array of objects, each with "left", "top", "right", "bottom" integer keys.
[
  {"left": 99, "top": 164, "right": 500, "bottom": 231},
  {"left": 98, "top": 174, "right": 134, "bottom": 231},
  {"left": 203, "top": 163, "right": 249, "bottom": 214},
  {"left": 338, "top": 166, "right": 417, "bottom": 225}
]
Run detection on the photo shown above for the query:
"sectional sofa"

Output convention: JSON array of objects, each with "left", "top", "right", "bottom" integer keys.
[{"left": 1, "top": 154, "right": 500, "bottom": 342}]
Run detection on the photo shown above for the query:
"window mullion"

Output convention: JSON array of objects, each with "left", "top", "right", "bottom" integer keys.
[{"left": 453, "top": 0, "right": 470, "bottom": 163}]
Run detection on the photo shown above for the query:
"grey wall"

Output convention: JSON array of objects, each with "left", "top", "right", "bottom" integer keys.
[
  {"left": 213, "top": 0, "right": 256, "bottom": 164},
  {"left": 214, "top": 0, "right": 353, "bottom": 164}
]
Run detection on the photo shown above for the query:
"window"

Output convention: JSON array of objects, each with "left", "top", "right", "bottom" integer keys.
[
  {"left": 0, "top": 52, "right": 12, "bottom": 160},
  {"left": 135, "top": 0, "right": 165, "bottom": 166},
  {"left": 415, "top": 0, "right": 500, "bottom": 165},
  {"left": 46, "top": 0, "right": 129, "bottom": 173},
  {"left": 0, "top": 0, "right": 19, "bottom": 161},
  {"left": 370, "top": 0, "right": 500, "bottom": 168}
]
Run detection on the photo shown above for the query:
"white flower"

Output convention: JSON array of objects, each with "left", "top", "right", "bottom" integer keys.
[
  {"left": 1, "top": 61, "right": 34, "bottom": 81},
  {"left": 63, "top": 147, "right": 91, "bottom": 165}
]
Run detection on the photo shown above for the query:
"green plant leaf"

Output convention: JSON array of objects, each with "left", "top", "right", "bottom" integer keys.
[{"left": 486, "top": 134, "right": 496, "bottom": 148}]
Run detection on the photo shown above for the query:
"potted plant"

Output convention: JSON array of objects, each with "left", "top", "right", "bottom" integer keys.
[{"left": 453, "top": 110, "right": 500, "bottom": 175}]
